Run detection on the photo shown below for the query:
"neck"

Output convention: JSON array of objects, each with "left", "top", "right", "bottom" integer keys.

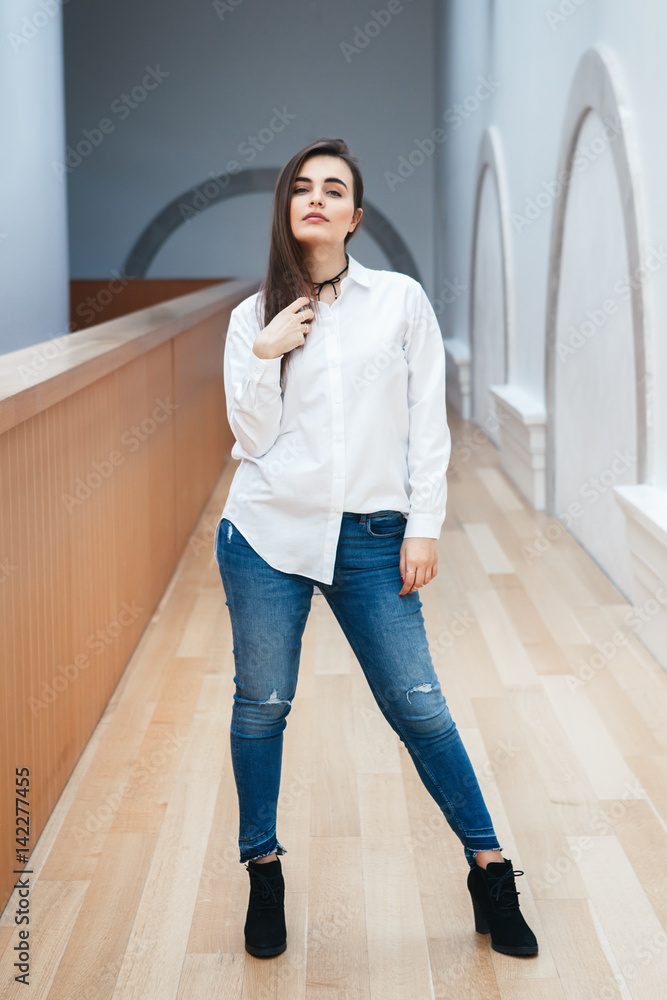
[{"left": 302, "top": 246, "right": 348, "bottom": 284}]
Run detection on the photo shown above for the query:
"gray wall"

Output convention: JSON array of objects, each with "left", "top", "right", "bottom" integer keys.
[{"left": 63, "top": 0, "right": 438, "bottom": 293}]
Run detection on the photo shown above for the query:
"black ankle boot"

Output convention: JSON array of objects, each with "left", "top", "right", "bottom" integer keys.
[
  {"left": 244, "top": 858, "right": 287, "bottom": 958},
  {"left": 467, "top": 857, "right": 538, "bottom": 956}
]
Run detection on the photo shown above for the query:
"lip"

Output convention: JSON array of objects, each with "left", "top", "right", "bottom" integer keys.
[{"left": 303, "top": 213, "right": 328, "bottom": 221}]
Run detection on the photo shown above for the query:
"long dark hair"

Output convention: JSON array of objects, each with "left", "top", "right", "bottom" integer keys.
[{"left": 254, "top": 137, "right": 364, "bottom": 389}]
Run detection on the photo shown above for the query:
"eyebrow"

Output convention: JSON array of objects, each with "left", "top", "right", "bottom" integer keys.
[{"left": 294, "top": 175, "right": 348, "bottom": 190}]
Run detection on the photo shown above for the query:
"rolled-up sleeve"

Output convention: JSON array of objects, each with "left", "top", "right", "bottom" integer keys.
[
  {"left": 223, "top": 304, "right": 284, "bottom": 458},
  {"left": 403, "top": 283, "right": 452, "bottom": 539}
]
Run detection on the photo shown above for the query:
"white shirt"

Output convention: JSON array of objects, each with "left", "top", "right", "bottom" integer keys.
[{"left": 217, "top": 252, "right": 451, "bottom": 585}]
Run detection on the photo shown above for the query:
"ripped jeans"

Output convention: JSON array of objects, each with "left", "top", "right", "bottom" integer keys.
[{"left": 214, "top": 511, "right": 502, "bottom": 868}]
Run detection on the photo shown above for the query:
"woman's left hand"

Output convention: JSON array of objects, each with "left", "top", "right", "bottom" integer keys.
[{"left": 399, "top": 537, "right": 438, "bottom": 596}]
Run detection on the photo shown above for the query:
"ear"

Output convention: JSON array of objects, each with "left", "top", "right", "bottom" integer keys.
[{"left": 350, "top": 207, "right": 363, "bottom": 232}]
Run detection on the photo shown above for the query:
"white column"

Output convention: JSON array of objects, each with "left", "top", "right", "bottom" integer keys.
[{"left": 0, "top": 1, "right": 69, "bottom": 354}]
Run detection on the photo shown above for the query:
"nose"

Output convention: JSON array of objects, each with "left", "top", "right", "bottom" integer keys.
[{"left": 309, "top": 189, "right": 324, "bottom": 205}]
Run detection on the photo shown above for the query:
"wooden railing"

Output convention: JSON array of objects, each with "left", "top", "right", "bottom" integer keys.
[{"left": 0, "top": 279, "right": 258, "bottom": 911}]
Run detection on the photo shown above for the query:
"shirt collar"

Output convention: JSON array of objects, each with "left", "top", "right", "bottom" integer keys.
[{"left": 345, "top": 252, "right": 371, "bottom": 288}]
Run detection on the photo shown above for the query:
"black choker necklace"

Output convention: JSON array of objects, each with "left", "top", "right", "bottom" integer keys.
[{"left": 312, "top": 253, "right": 349, "bottom": 300}]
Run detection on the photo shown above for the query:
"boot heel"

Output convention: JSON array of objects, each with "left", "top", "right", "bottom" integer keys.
[{"left": 471, "top": 894, "right": 490, "bottom": 934}]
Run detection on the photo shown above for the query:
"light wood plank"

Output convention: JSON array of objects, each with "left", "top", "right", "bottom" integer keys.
[
  {"left": 575, "top": 836, "right": 667, "bottom": 998},
  {"left": 467, "top": 590, "right": 542, "bottom": 688},
  {"left": 463, "top": 522, "right": 516, "bottom": 575},
  {"left": 357, "top": 773, "right": 435, "bottom": 1000},
  {"left": 475, "top": 466, "right": 525, "bottom": 511},
  {"left": 541, "top": 676, "right": 646, "bottom": 801},
  {"left": 176, "top": 593, "right": 228, "bottom": 658},
  {"left": 472, "top": 696, "right": 589, "bottom": 902},
  {"left": 351, "top": 659, "right": 402, "bottom": 775},
  {"left": 0, "top": 881, "right": 88, "bottom": 998},
  {"left": 177, "top": 953, "right": 244, "bottom": 1000},
  {"left": 310, "top": 675, "right": 360, "bottom": 838},
  {"left": 517, "top": 898, "right": 614, "bottom": 999},
  {"left": 305, "top": 838, "right": 370, "bottom": 999},
  {"left": 110, "top": 674, "right": 227, "bottom": 1000},
  {"left": 47, "top": 832, "right": 157, "bottom": 1000}
]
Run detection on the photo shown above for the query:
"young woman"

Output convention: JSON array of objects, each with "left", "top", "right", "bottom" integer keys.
[{"left": 213, "top": 137, "right": 538, "bottom": 961}]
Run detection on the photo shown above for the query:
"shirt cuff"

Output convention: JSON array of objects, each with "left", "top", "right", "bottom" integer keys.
[
  {"left": 248, "top": 351, "right": 283, "bottom": 383},
  {"left": 404, "top": 511, "right": 444, "bottom": 539}
]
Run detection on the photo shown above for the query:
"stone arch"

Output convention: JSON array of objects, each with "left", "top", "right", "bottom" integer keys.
[{"left": 121, "top": 167, "right": 422, "bottom": 282}]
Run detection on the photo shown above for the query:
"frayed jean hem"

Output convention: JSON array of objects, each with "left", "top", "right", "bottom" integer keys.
[
  {"left": 240, "top": 839, "right": 287, "bottom": 864},
  {"left": 464, "top": 843, "right": 503, "bottom": 869}
]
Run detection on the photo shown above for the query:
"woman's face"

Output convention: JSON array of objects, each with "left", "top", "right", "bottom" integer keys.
[{"left": 289, "top": 154, "right": 362, "bottom": 259}]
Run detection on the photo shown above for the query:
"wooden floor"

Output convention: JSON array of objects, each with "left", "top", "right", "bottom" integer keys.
[{"left": 2, "top": 409, "right": 667, "bottom": 999}]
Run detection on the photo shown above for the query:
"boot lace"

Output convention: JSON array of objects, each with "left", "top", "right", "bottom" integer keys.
[
  {"left": 246, "top": 863, "right": 280, "bottom": 909},
  {"left": 487, "top": 867, "right": 523, "bottom": 910}
]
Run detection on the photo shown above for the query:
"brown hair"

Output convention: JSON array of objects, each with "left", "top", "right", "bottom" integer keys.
[{"left": 254, "top": 137, "right": 364, "bottom": 389}]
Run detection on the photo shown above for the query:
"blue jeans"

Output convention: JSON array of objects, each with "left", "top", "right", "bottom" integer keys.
[{"left": 214, "top": 510, "right": 502, "bottom": 869}]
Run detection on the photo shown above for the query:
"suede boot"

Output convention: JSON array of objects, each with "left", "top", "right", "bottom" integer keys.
[
  {"left": 467, "top": 857, "right": 538, "bottom": 956},
  {"left": 243, "top": 857, "right": 287, "bottom": 958}
]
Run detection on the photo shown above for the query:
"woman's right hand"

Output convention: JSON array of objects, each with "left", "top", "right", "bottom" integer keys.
[{"left": 252, "top": 296, "right": 314, "bottom": 359}]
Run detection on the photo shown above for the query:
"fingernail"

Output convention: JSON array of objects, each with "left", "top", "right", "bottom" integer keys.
[{"left": 400, "top": 576, "right": 404, "bottom": 582}]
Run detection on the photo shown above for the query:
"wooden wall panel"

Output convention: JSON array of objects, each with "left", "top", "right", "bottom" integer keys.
[
  {"left": 173, "top": 312, "right": 229, "bottom": 556},
  {"left": 0, "top": 281, "right": 256, "bottom": 911},
  {"left": 69, "top": 279, "right": 231, "bottom": 329}
]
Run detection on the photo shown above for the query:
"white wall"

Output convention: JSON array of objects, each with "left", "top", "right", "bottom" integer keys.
[
  {"left": 62, "top": 0, "right": 438, "bottom": 293},
  {"left": 439, "top": 0, "right": 667, "bottom": 486},
  {"left": 437, "top": 0, "right": 667, "bottom": 603},
  {"left": 0, "top": 2, "right": 69, "bottom": 353}
]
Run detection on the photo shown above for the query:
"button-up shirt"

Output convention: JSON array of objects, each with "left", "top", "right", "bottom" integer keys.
[{"left": 217, "top": 252, "right": 451, "bottom": 585}]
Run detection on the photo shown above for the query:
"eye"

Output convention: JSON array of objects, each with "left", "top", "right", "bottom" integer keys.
[{"left": 292, "top": 186, "right": 343, "bottom": 196}]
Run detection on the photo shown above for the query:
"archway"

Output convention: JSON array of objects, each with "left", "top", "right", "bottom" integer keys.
[
  {"left": 544, "top": 45, "right": 649, "bottom": 598},
  {"left": 469, "top": 127, "right": 512, "bottom": 446},
  {"left": 122, "top": 167, "right": 422, "bottom": 283}
]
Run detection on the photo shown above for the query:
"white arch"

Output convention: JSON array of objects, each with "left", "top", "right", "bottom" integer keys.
[
  {"left": 470, "top": 127, "right": 514, "bottom": 381},
  {"left": 469, "top": 127, "right": 514, "bottom": 442},
  {"left": 544, "top": 44, "right": 650, "bottom": 511}
]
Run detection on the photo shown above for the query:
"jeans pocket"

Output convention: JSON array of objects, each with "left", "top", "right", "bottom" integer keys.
[{"left": 366, "top": 510, "right": 407, "bottom": 537}]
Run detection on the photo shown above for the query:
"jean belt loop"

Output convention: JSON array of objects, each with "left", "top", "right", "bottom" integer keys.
[{"left": 359, "top": 513, "right": 366, "bottom": 525}]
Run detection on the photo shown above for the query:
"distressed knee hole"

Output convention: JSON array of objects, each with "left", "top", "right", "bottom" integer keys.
[
  {"left": 227, "top": 523, "right": 233, "bottom": 542},
  {"left": 260, "top": 688, "right": 292, "bottom": 706},
  {"left": 406, "top": 682, "right": 434, "bottom": 704}
]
